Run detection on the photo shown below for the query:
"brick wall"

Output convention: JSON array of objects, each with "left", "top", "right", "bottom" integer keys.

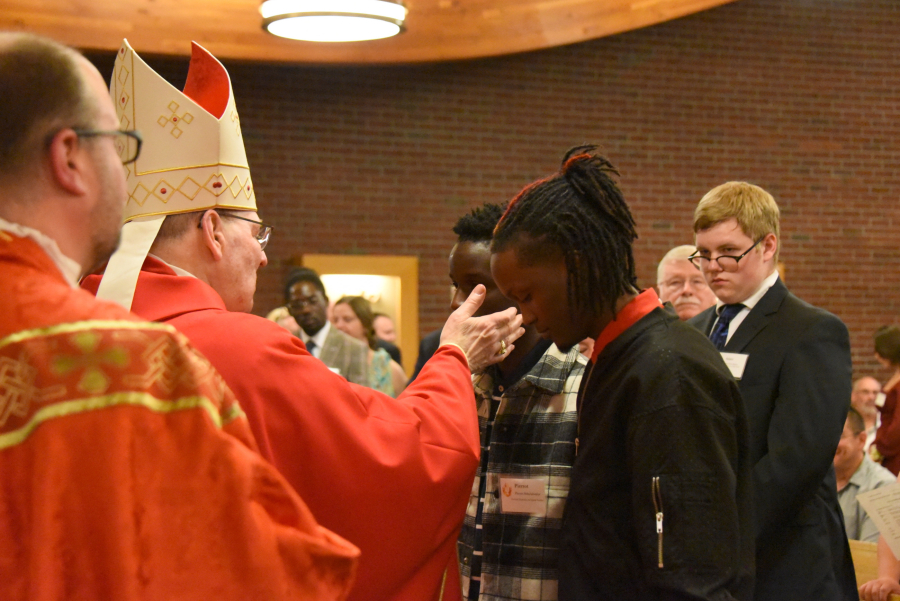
[{"left": 88, "top": 0, "right": 900, "bottom": 380}]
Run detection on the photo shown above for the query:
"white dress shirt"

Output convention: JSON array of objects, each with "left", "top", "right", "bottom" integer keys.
[
  {"left": 299, "top": 320, "right": 331, "bottom": 359},
  {"left": 713, "top": 270, "right": 780, "bottom": 345}
]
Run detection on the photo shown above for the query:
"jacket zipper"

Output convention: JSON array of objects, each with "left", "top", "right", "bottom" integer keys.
[{"left": 652, "top": 476, "right": 664, "bottom": 568}]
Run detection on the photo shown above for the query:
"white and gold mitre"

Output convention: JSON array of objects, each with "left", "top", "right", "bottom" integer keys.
[
  {"left": 113, "top": 38, "right": 256, "bottom": 218},
  {"left": 96, "top": 39, "right": 256, "bottom": 310}
]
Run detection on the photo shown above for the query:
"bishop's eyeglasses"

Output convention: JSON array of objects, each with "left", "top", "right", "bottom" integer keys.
[{"left": 198, "top": 210, "right": 274, "bottom": 250}]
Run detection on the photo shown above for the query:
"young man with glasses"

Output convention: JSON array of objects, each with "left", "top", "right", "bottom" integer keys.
[
  {"left": 0, "top": 32, "right": 359, "bottom": 600},
  {"left": 688, "top": 181, "right": 856, "bottom": 601},
  {"left": 84, "top": 39, "right": 524, "bottom": 601}
]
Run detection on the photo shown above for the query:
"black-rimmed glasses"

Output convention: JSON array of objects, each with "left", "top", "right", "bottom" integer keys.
[
  {"left": 72, "top": 129, "right": 143, "bottom": 165},
  {"left": 689, "top": 237, "right": 765, "bottom": 272},
  {"left": 198, "top": 210, "right": 274, "bottom": 250}
]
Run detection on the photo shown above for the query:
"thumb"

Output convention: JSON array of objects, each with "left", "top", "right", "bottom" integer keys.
[{"left": 452, "top": 284, "right": 486, "bottom": 320}]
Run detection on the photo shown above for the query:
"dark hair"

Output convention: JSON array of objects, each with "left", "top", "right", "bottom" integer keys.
[
  {"left": 492, "top": 145, "right": 638, "bottom": 318},
  {"left": 284, "top": 267, "right": 327, "bottom": 302},
  {"left": 875, "top": 325, "right": 900, "bottom": 365},
  {"left": 0, "top": 33, "right": 96, "bottom": 178},
  {"left": 336, "top": 295, "right": 377, "bottom": 349},
  {"left": 453, "top": 203, "right": 506, "bottom": 243},
  {"left": 847, "top": 407, "right": 865, "bottom": 436}
]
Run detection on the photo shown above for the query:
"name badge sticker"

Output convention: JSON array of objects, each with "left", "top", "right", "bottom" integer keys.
[
  {"left": 499, "top": 478, "right": 548, "bottom": 516},
  {"left": 720, "top": 352, "right": 749, "bottom": 380}
]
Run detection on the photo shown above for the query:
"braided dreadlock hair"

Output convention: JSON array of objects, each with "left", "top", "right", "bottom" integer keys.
[
  {"left": 492, "top": 145, "right": 639, "bottom": 319},
  {"left": 453, "top": 203, "right": 506, "bottom": 243}
]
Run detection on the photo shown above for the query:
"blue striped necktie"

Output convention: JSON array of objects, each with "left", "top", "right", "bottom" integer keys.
[{"left": 710, "top": 304, "right": 744, "bottom": 350}]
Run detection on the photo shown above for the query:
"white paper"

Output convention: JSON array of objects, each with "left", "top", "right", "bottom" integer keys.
[
  {"left": 499, "top": 478, "right": 547, "bottom": 516},
  {"left": 857, "top": 482, "right": 900, "bottom": 559},
  {"left": 876, "top": 392, "right": 887, "bottom": 408},
  {"left": 720, "top": 352, "right": 749, "bottom": 380}
]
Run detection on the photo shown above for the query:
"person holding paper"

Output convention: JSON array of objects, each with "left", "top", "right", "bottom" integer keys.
[
  {"left": 490, "top": 147, "right": 755, "bottom": 600},
  {"left": 858, "top": 499, "right": 900, "bottom": 601},
  {"left": 688, "top": 182, "right": 855, "bottom": 601}
]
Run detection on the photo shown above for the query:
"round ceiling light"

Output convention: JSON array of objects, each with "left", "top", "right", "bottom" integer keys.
[{"left": 260, "top": 0, "right": 407, "bottom": 42}]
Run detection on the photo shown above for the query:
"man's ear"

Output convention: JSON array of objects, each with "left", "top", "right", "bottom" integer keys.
[
  {"left": 46, "top": 128, "right": 90, "bottom": 196},
  {"left": 762, "top": 233, "right": 778, "bottom": 261},
  {"left": 198, "top": 209, "right": 227, "bottom": 261}
]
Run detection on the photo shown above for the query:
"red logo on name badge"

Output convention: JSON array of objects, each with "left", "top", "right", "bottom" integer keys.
[{"left": 502, "top": 483, "right": 513, "bottom": 498}]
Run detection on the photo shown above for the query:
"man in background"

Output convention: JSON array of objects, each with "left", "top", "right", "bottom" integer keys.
[
  {"left": 656, "top": 244, "right": 716, "bottom": 320},
  {"left": 374, "top": 312, "right": 397, "bottom": 342},
  {"left": 372, "top": 312, "right": 402, "bottom": 363},
  {"left": 852, "top": 376, "right": 883, "bottom": 452},
  {"left": 0, "top": 32, "right": 357, "bottom": 599},
  {"left": 689, "top": 181, "right": 855, "bottom": 601},
  {"left": 285, "top": 267, "right": 370, "bottom": 383},
  {"left": 834, "top": 408, "right": 895, "bottom": 542}
]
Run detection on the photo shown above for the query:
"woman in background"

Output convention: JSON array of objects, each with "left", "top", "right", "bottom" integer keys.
[
  {"left": 333, "top": 296, "right": 407, "bottom": 397},
  {"left": 872, "top": 325, "right": 900, "bottom": 475}
]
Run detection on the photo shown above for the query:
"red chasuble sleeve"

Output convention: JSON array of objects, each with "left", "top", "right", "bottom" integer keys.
[{"left": 84, "top": 259, "right": 480, "bottom": 601}]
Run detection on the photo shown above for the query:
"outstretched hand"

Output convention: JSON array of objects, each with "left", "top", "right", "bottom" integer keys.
[{"left": 440, "top": 284, "right": 525, "bottom": 373}]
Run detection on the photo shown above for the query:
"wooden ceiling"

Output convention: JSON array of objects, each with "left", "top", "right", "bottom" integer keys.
[{"left": 1, "top": 0, "right": 737, "bottom": 64}]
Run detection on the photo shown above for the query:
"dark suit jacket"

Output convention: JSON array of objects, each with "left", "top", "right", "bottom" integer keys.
[
  {"left": 409, "top": 328, "right": 442, "bottom": 383},
  {"left": 689, "top": 278, "right": 856, "bottom": 601}
]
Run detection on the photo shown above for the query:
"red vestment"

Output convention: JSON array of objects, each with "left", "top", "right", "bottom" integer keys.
[
  {"left": 875, "top": 385, "right": 900, "bottom": 475},
  {"left": 2, "top": 232, "right": 358, "bottom": 600},
  {"left": 83, "top": 257, "right": 480, "bottom": 601}
]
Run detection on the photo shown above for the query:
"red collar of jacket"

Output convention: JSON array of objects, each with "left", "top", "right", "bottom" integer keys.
[{"left": 591, "top": 289, "right": 662, "bottom": 362}]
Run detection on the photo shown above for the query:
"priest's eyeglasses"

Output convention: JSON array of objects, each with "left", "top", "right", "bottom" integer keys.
[
  {"left": 689, "top": 237, "right": 765, "bottom": 272},
  {"left": 199, "top": 210, "right": 274, "bottom": 250},
  {"left": 72, "top": 129, "right": 143, "bottom": 164}
]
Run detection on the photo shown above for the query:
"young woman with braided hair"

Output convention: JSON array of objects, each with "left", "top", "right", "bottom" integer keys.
[{"left": 490, "top": 146, "right": 755, "bottom": 600}]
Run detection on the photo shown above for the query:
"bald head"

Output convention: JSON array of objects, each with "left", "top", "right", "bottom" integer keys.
[{"left": 0, "top": 33, "right": 98, "bottom": 183}]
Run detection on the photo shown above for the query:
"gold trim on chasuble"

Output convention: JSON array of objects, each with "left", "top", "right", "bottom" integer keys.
[{"left": 0, "top": 320, "right": 243, "bottom": 450}]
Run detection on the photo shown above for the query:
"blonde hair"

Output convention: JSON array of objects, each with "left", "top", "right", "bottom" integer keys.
[{"left": 693, "top": 181, "right": 780, "bottom": 261}]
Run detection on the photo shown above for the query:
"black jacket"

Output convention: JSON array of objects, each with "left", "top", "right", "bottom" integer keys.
[{"left": 560, "top": 307, "right": 755, "bottom": 600}]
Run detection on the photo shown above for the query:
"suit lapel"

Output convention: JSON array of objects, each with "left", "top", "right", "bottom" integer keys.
[
  {"left": 319, "top": 325, "right": 341, "bottom": 365},
  {"left": 688, "top": 307, "right": 717, "bottom": 336},
  {"left": 723, "top": 279, "right": 788, "bottom": 353}
]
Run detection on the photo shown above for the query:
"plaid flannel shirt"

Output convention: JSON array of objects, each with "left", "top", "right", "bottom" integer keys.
[{"left": 458, "top": 343, "right": 586, "bottom": 601}]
